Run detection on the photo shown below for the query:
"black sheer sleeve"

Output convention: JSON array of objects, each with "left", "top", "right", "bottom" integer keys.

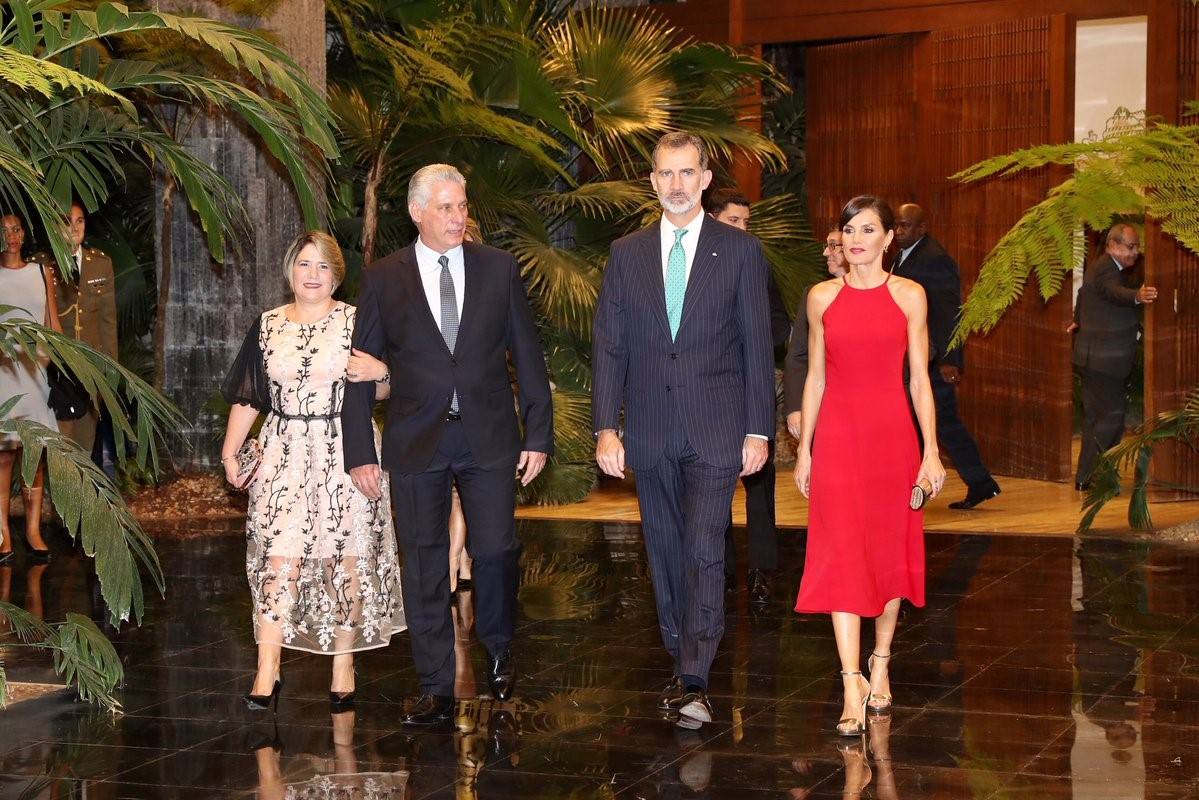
[{"left": 222, "top": 315, "right": 271, "bottom": 412}]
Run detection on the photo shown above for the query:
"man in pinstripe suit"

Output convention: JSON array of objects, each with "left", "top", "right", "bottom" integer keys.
[{"left": 592, "top": 132, "right": 776, "bottom": 730}]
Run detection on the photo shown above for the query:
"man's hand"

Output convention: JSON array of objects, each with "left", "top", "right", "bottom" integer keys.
[
  {"left": 786, "top": 411, "right": 802, "bottom": 440},
  {"left": 939, "top": 364, "right": 961, "bottom": 385},
  {"left": 349, "top": 464, "right": 383, "bottom": 500},
  {"left": 517, "top": 450, "right": 548, "bottom": 486},
  {"left": 1137, "top": 285, "right": 1158, "bottom": 304},
  {"left": 1066, "top": 322, "right": 1079, "bottom": 334},
  {"left": 595, "top": 429, "right": 625, "bottom": 479},
  {"left": 741, "top": 436, "right": 768, "bottom": 477}
]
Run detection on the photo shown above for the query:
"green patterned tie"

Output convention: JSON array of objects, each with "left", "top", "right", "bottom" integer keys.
[{"left": 665, "top": 228, "right": 687, "bottom": 339}]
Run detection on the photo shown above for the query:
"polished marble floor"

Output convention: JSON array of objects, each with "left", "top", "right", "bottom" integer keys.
[{"left": 3, "top": 520, "right": 1199, "bottom": 798}]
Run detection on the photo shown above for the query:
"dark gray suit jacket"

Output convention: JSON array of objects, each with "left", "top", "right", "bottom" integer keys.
[
  {"left": 782, "top": 287, "right": 812, "bottom": 415},
  {"left": 1072, "top": 253, "right": 1141, "bottom": 380},
  {"left": 592, "top": 217, "right": 775, "bottom": 471}
]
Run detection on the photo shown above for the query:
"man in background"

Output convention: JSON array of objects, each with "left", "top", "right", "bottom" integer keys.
[
  {"left": 47, "top": 202, "right": 119, "bottom": 479},
  {"left": 706, "top": 188, "right": 789, "bottom": 604},
  {"left": 1072, "top": 223, "right": 1156, "bottom": 490},
  {"left": 893, "top": 203, "right": 1000, "bottom": 510}
]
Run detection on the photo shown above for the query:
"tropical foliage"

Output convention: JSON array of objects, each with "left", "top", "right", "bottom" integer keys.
[
  {"left": 0, "top": 315, "right": 186, "bottom": 709},
  {"left": 0, "top": 1, "right": 332, "bottom": 708},
  {"left": 951, "top": 102, "right": 1199, "bottom": 528},
  {"left": 1079, "top": 387, "right": 1199, "bottom": 533},
  {"left": 949, "top": 105, "right": 1199, "bottom": 345},
  {"left": 326, "top": 0, "right": 819, "bottom": 502}
]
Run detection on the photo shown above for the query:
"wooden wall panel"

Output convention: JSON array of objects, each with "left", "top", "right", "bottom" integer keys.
[
  {"left": 738, "top": 0, "right": 1142, "bottom": 44},
  {"left": 924, "top": 16, "right": 1075, "bottom": 481},
  {"left": 1145, "top": 0, "right": 1199, "bottom": 492},
  {"left": 805, "top": 37, "right": 919, "bottom": 235}
]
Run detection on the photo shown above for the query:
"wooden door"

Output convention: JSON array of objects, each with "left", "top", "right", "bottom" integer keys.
[
  {"left": 1145, "top": 0, "right": 1199, "bottom": 494},
  {"left": 806, "top": 36, "right": 919, "bottom": 235},
  {"left": 920, "top": 15, "right": 1076, "bottom": 481}
]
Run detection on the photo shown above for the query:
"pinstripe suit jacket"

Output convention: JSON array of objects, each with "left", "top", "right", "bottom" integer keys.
[{"left": 592, "top": 217, "right": 775, "bottom": 471}]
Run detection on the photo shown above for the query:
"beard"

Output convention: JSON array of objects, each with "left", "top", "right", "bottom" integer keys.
[{"left": 658, "top": 190, "right": 700, "bottom": 216}]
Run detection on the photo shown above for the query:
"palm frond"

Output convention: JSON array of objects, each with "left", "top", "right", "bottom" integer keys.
[
  {"left": 507, "top": 230, "right": 602, "bottom": 339},
  {"left": 1079, "top": 388, "right": 1199, "bottom": 533},
  {"left": 0, "top": 314, "right": 187, "bottom": 475},
  {"left": 51, "top": 613, "right": 124, "bottom": 712},
  {"left": 535, "top": 180, "right": 653, "bottom": 219},
  {"left": 954, "top": 116, "right": 1199, "bottom": 345},
  {"left": 1, "top": 419, "right": 163, "bottom": 626}
]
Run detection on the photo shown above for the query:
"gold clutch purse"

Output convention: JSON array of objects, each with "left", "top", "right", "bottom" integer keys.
[{"left": 909, "top": 478, "right": 933, "bottom": 511}]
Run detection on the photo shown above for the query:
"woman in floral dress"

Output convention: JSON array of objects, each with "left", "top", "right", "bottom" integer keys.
[{"left": 221, "top": 231, "right": 404, "bottom": 711}]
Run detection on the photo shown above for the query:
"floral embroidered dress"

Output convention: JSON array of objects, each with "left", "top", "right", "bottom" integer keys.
[{"left": 223, "top": 302, "right": 404, "bottom": 654}]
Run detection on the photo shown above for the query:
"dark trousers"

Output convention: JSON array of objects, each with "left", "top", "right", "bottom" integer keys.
[
  {"left": 92, "top": 410, "right": 117, "bottom": 480},
  {"left": 724, "top": 441, "right": 778, "bottom": 574},
  {"left": 930, "top": 370, "right": 992, "bottom": 486},
  {"left": 1076, "top": 367, "right": 1128, "bottom": 484},
  {"left": 389, "top": 421, "right": 520, "bottom": 696},
  {"left": 635, "top": 405, "right": 740, "bottom": 686}
]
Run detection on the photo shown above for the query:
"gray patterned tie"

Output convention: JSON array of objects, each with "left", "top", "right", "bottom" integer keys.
[{"left": 438, "top": 255, "right": 459, "bottom": 413}]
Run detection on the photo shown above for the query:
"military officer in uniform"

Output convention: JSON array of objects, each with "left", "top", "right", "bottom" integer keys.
[{"left": 41, "top": 202, "right": 119, "bottom": 478}]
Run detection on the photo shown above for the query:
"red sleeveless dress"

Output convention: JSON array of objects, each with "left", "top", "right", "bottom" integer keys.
[{"left": 794, "top": 277, "right": 925, "bottom": 616}]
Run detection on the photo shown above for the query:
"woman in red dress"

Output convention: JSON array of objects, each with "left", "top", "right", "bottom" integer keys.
[{"left": 793, "top": 196, "right": 945, "bottom": 736}]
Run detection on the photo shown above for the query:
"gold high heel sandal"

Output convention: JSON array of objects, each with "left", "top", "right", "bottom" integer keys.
[
  {"left": 836, "top": 670, "right": 870, "bottom": 736},
  {"left": 867, "top": 652, "right": 893, "bottom": 713}
]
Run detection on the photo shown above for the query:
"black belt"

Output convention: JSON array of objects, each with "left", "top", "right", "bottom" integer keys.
[{"left": 272, "top": 410, "right": 338, "bottom": 421}]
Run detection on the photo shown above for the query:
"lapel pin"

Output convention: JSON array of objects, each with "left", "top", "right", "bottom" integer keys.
[{"left": 712, "top": 252, "right": 718, "bottom": 257}]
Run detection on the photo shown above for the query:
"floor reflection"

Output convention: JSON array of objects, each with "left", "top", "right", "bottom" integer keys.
[{"left": 1, "top": 521, "right": 1199, "bottom": 798}]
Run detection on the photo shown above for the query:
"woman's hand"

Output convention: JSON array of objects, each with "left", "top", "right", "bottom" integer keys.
[
  {"left": 794, "top": 450, "right": 812, "bottom": 498},
  {"left": 223, "top": 455, "right": 245, "bottom": 489},
  {"left": 346, "top": 349, "right": 388, "bottom": 383},
  {"left": 916, "top": 454, "right": 947, "bottom": 498}
]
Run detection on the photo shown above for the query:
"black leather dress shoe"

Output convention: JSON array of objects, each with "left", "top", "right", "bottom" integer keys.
[
  {"left": 657, "top": 675, "right": 685, "bottom": 711},
  {"left": 675, "top": 689, "right": 713, "bottom": 730},
  {"left": 748, "top": 569, "right": 770, "bottom": 604},
  {"left": 948, "top": 478, "right": 1001, "bottom": 510},
  {"left": 402, "top": 694, "right": 455, "bottom": 727},
  {"left": 1075, "top": 481, "right": 1091, "bottom": 492},
  {"left": 488, "top": 709, "right": 518, "bottom": 763},
  {"left": 488, "top": 649, "right": 516, "bottom": 701}
]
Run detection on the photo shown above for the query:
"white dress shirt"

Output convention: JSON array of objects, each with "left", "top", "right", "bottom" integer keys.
[
  {"left": 658, "top": 208, "right": 707, "bottom": 285},
  {"left": 897, "top": 236, "right": 924, "bottom": 270},
  {"left": 414, "top": 237, "right": 465, "bottom": 328}
]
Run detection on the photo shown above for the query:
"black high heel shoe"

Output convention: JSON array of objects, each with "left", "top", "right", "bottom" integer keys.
[
  {"left": 244, "top": 675, "right": 283, "bottom": 712},
  {"left": 329, "top": 689, "right": 356, "bottom": 713},
  {"left": 330, "top": 665, "right": 356, "bottom": 712}
]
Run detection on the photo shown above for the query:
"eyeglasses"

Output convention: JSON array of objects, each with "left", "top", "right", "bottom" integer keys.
[
  {"left": 1116, "top": 240, "right": 1141, "bottom": 252},
  {"left": 824, "top": 241, "right": 843, "bottom": 250}
]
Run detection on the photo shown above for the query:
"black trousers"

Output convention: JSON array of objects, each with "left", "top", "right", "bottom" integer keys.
[
  {"left": 1076, "top": 367, "right": 1128, "bottom": 484},
  {"left": 930, "top": 370, "right": 992, "bottom": 486},
  {"left": 724, "top": 441, "right": 778, "bottom": 574},
  {"left": 389, "top": 421, "right": 520, "bottom": 696},
  {"left": 635, "top": 405, "right": 740, "bottom": 686}
]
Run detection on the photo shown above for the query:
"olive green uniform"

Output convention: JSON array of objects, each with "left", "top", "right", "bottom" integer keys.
[{"left": 49, "top": 247, "right": 118, "bottom": 450}]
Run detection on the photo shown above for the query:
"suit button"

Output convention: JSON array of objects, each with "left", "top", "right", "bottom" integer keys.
[
  {"left": 450, "top": 357, "right": 457, "bottom": 366},
  {"left": 665, "top": 386, "right": 671, "bottom": 392},
  {"left": 669, "top": 353, "right": 678, "bottom": 359}
]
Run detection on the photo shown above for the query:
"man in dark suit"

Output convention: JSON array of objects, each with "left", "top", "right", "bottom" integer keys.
[
  {"left": 705, "top": 187, "right": 790, "bottom": 604},
  {"left": 593, "top": 132, "right": 774, "bottom": 730},
  {"left": 1072, "top": 223, "right": 1157, "bottom": 489},
  {"left": 783, "top": 226, "right": 846, "bottom": 439},
  {"left": 342, "top": 163, "right": 553, "bottom": 727},
  {"left": 893, "top": 203, "right": 1000, "bottom": 509}
]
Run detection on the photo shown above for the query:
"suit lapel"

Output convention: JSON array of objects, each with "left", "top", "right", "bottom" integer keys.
[
  {"left": 399, "top": 243, "right": 452, "bottom": 356},
  {"left": 455, "top": 243, "right": 479, "bottom": 357},
  {"left": 678, "top": 217, "right": 720, "bottom": 336},
  {"left": 638, "top": 227, "right": 671, "bottom": 338}
]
